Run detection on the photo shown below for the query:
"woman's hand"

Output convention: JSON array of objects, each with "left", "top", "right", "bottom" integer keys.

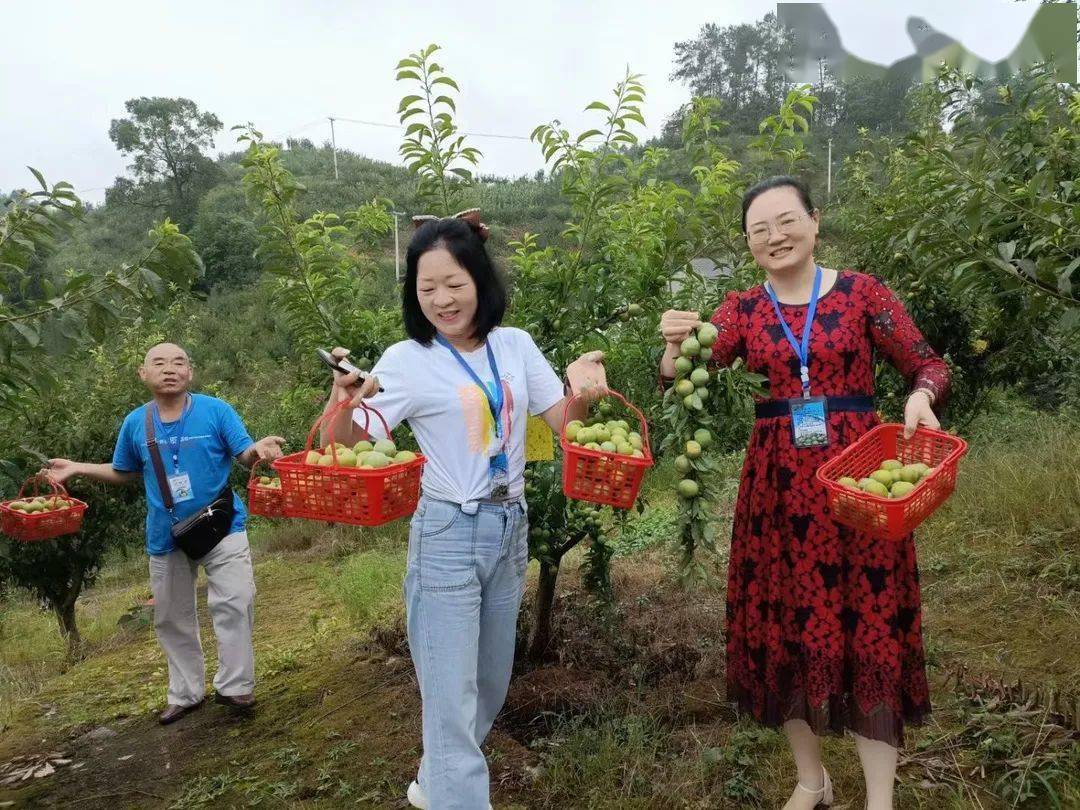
[
  {"left": 660, "top": 310, "right": 702, "bottom": 348},
  {"left": 903, "top": 390, "right": 939, "bottom": 439},
  {"left": 330, "top": 347, "right": 380, "bottom": 408},
  {"left": 566, "top": 350, "right": 608, "bottom": 402},
  {"left": 252, "top": 436, "right": 286, "bottom": 462}
]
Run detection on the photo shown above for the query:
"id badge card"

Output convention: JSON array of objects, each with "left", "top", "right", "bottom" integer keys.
[
  {"left": 788, "top": 396, "right": 830, "bottom": 448},
  {"left": 167, "top": 472, "right": 195, "bottom": 503},
  {"left": 489, "top": 452, "right": 510, "bottom": 499}
]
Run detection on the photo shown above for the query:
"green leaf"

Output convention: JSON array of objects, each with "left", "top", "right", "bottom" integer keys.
[
  {"left": 431, "top": 76, "right": 459, "bottom": 91},
  {"left": 585, "top": 101, "right": 611, "bottom": 113},
  {"left": 396, "top": 71, "right": 422, "bottom": 82},
  {"left": 10, "top": 321, "right": 40, "bottom": 347},
  {"left": 27, "top": 166, "right": 48, "bottom": 192},
  {"left": 951, "top": 260, "right": 980, "bottom": 278}
]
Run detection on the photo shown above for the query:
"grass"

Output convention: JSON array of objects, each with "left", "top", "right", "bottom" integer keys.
[
  {"left": 524, "top": 699, "right": 1063, "bottom": 809},
  {"left": 0, "top": 551, "right": 148, "bottom": 729},
  {"left": 0, "top": 518, "right": 410, "bottom": 734},
  {"left": 325, "top": 546, "right": 406, "bottom": 630},
  {"left": 527, "top": 713, "right": 787, "bottom": 808},
  {"left": 917, "top": 400, "right": 1080, "bottom": 686}
]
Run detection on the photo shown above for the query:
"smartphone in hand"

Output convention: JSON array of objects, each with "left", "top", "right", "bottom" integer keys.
[{"left": 317, "top": 349, "right": 385, "bottom": 393}]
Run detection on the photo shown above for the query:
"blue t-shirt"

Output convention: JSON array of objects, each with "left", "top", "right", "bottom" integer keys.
[{"left": 112, "top": 394, "right": 254, "bottom": 556}]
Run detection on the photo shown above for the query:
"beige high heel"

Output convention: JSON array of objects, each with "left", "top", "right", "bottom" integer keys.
[{"left": 793, "top": 766, "right": 834, "bottom": 807}]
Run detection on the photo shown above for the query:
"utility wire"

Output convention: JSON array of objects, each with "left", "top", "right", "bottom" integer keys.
[{"left": 329, "top": 115, "right": 531, "bottom": 141}]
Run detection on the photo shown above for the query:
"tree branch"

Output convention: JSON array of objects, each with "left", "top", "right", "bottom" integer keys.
[{"left": 0, "top": 234, "right": 166, "bottom": 326}]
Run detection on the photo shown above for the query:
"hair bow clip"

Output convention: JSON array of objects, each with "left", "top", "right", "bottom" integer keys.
[{"left": 411, "top": 208, "right": 490, "bottom": 242}]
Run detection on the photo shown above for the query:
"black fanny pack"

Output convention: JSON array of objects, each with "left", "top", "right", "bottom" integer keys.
[{"left": 145, "top": 404, "right": 235, "bottom": 560}]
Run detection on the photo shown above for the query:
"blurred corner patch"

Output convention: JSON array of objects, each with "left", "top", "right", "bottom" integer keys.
[{"left": 778, "top": 2, "right": 1077, "bottom": 84}]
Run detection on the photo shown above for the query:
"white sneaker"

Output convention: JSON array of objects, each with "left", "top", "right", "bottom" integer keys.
[
  {"left": 407, "top": 780, "right": 493, "bottom": 809},
  {"left": 406, "top": 781, "right": 427, "bottom": 809}
]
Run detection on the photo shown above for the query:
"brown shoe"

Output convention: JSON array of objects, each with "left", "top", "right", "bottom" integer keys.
[
  {"left": 158, "top": 699, "right": 204, "bottom": 725},
  {"left": 214, "top": 692, "right": 256, "bottom": 709}
]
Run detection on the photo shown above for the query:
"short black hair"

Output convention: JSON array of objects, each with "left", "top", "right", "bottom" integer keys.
[
  {"left": 402, "top": 217, "right": 507, "bottom": 345},
  {"left": 741, "top": 175, "right": 816, "bottom": 233}
]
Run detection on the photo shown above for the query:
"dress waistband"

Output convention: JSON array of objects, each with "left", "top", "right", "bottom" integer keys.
[{"left": 754, "top": 395, "right": 875, "bottom": 419}]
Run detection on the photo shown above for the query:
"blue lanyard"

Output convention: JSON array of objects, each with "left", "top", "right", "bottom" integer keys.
[
  {"left": 764, "top": 266, "right": 822, "bottom": 399},
  {"left": 435, "top": 335, "right": 504, "bottom": 439},
  {"left": 152, "top": 395, "right": 193, "bottom": 472}
]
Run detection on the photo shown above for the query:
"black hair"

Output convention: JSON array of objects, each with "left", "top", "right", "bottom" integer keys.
[
  {"left": 741, "top": 175, "right": 816, "bottom": 233},
  {"left": 402, "top": 217, "right": 507, "bottom": 345}
]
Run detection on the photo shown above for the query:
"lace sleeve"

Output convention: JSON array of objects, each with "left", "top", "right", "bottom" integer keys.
[
  {"left": 865, "top": 275, "right": 950, "bottom": 408},
  {"left": 707, "top": 290, "right": 746, "bottom": 369}
]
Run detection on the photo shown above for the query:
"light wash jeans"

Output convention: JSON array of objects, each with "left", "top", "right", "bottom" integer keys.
[{"left": 406, "top": 495, "right": 529, "bottom": 810}]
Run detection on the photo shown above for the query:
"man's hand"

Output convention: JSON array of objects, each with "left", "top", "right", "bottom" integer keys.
[
  {"left": 47, "top": 458, "right": 82, "bottom": 485},
  {"left": 45, "top": 460, "right": 137, "bottom": 486}
]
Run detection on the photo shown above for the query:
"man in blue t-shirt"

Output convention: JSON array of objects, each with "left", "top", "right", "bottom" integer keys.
[{"left": 49, "top": 343, "right": 284, "bottom": 725}]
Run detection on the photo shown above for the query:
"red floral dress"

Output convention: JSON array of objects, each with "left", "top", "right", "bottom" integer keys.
[{"left": 709, "top": 270, "right": 950, "bottom": 746}]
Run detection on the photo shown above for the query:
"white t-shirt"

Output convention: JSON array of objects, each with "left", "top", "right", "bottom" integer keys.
[{"left": 353, "top": 326, "right": 565, "bottom": 504}]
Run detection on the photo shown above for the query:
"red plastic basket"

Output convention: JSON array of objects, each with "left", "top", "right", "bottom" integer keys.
[
  {"left": 246, "top": 460, "right": 284, "bottom": 518},
  {"left": 272, "top": 401, "right": 425, "bottom": 527},
  {"left": 560, "top": 390, "right": 654, "bottom": 510},
  {"left": 0, "top": 473, "right": 88, "bottom": 543},
  {"left": 816, "top": 424, "right": 968, "bottom": 540}
]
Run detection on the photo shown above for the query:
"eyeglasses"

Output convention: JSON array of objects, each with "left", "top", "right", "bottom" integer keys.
[{"left": 745, "top": 211, "right": 815, "bottom": 245}]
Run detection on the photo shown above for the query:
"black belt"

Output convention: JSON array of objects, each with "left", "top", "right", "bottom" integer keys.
[{"left": 754, "top": 395, "right": 875, "bottom": 419}]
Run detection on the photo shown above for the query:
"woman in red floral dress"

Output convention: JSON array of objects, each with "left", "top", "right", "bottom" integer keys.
[{"left": 660, "top": 177, "right": 949, "bottom": 810}]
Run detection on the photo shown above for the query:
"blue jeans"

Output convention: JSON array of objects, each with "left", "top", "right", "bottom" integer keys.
[{"left": 406, "top": 496, "right": 529, "bottom": 810}]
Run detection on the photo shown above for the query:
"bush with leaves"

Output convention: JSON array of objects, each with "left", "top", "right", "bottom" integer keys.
[
  {"left": 396, "top": 44, "right": 482, "bottom": 215},
  {"left": 836, "top": 63, "right": 1080, "bottom": 422},
  {"left": 0, "top": 326, "right": 172, "bottom": 659},
  {"left": 235, "top": 126, "right": 401, "bottom": 366},
  {"left": 1, "top": 277, "right": 319, "bottom": 658},
  {"left": 1, "top": 169, "right": 203, "bottom": 411},
  {"left": 0, "top": 165, "right": 203, "bottom": 656},
  {"left": 660, "top": 337, "right": 766, "bottom": 581},
  {"left": 189, "top": 208, "right": 261, "bottom": 291}
]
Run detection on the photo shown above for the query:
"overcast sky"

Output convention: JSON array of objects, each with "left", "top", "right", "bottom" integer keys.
[{"left": 0, "top": 1, "right": 1045, "bottom": 203}]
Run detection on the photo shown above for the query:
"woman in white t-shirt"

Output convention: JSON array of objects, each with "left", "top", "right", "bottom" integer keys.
[{"left": 321, "top": 209, "right": 605, "bottom": 810}]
